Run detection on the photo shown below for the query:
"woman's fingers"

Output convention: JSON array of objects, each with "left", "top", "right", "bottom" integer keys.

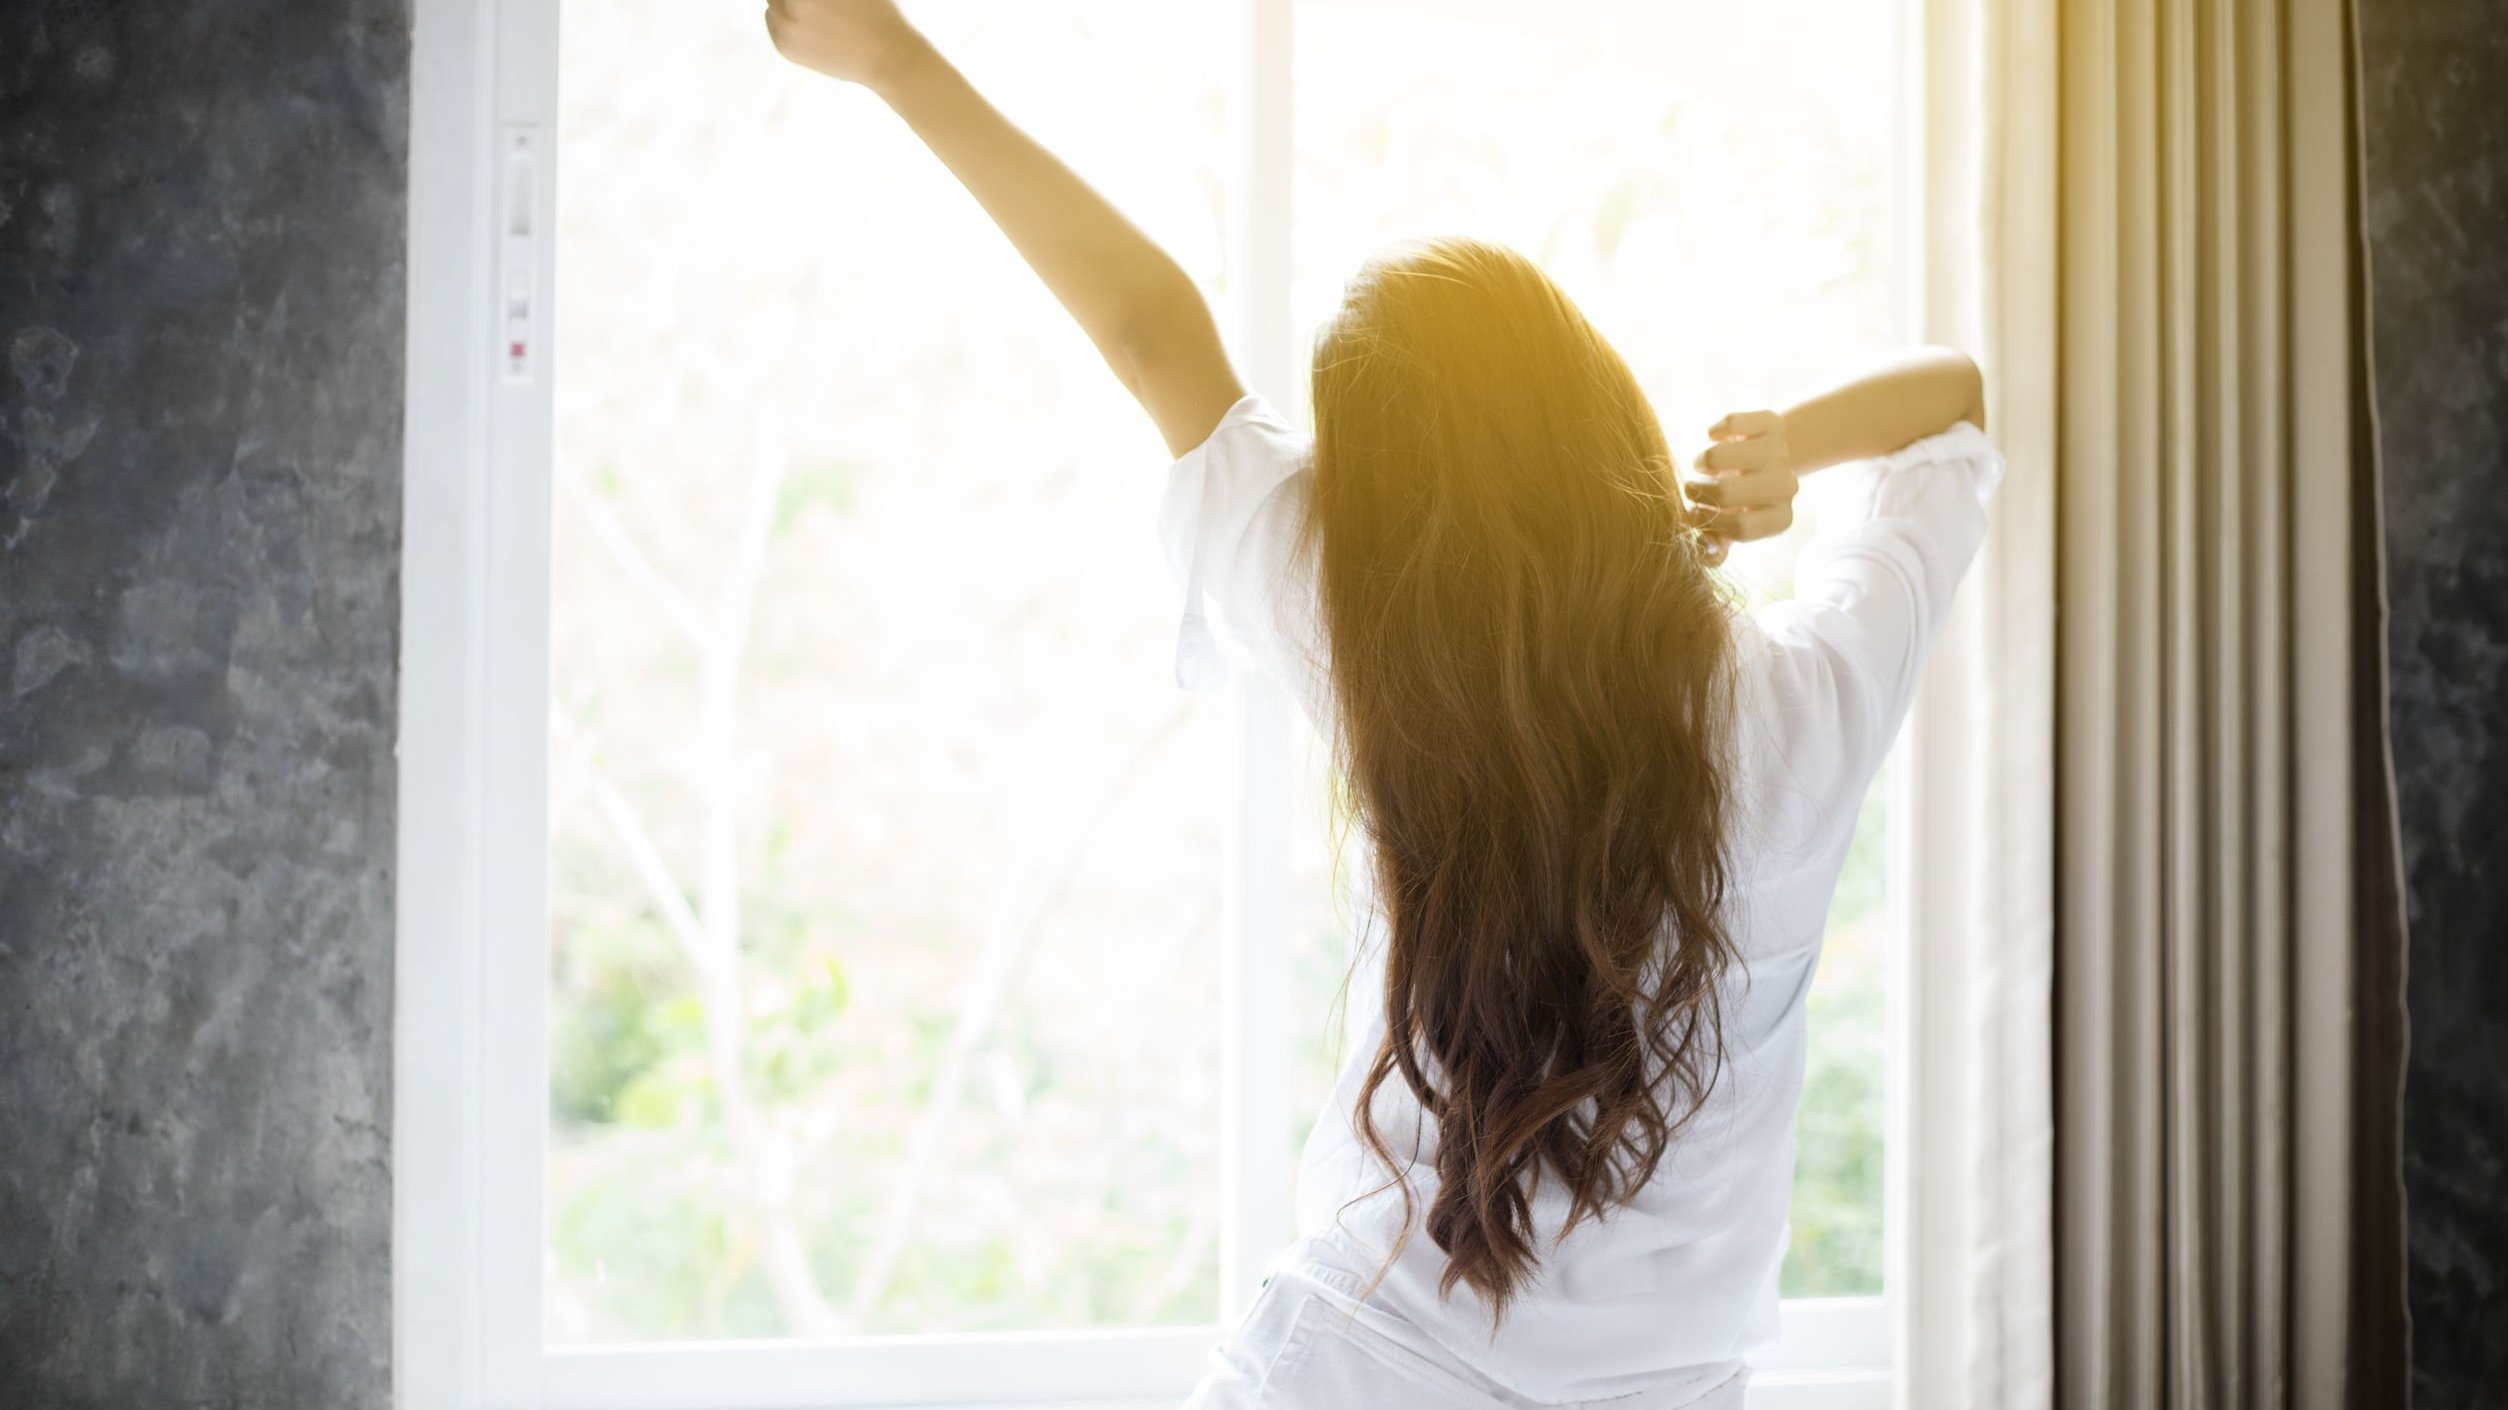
[
  {"left": 1721, "top": 503, "right": 1794, "bottom": 541},
  {"left": 1681, "top": 464, "right": 1798, "bottom": 509},
  {"left": 1708, "top": 408, "right": 1782, "bottom": 442},
  {"left": 1687, "top": 501, "right": 1795, "bottom": 542},
  {"left": 1695, "top": 436, "right": 1780, "bottom": 475},
  {"left": 1681, "top": 504, "right": 1738, "bottom": 568},
  {"left": 1689, "top": 410, "right": 1797, "bottom": 560},
  {"left": 1683, "top": 505, "right": 1732, "bottom": 563}
]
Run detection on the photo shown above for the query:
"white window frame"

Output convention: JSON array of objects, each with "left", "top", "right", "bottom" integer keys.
[{"left": 394, "top": 0, "right": 1932, "bottom": 1405}]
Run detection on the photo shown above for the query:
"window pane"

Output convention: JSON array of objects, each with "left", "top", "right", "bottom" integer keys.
[
  {"left": 545, "top": 0, "right": 1235, "bottom": 1342},
  {"left": 1289, "top": 0, "right": 1900, "bottom": 1299}
]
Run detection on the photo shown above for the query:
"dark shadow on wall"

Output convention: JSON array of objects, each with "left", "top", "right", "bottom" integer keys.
[
  {"left": 2356, "top": 0, "right": 2508, "bottom": 1404},
  {"left": 0, "top": 0, "right": 407, "bottom": 1404}
]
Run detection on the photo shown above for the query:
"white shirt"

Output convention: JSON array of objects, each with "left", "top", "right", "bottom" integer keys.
[{"left": 1157, "top": 391, "right": 2004, "bottom": 1403}]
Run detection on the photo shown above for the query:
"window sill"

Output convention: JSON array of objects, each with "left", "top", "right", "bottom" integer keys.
[{"left": 534, "top": 1299, "right": 1887, "bottom": 1410}]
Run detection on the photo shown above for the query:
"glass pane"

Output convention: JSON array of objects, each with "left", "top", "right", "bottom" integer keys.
[
  {"left": 1784, "top": 778, "right": 1888, "bottom": 1295},
  {"left": 545, "top": 0, "right": 1236, "bottom": 1342},
  {"left": 1290, "top": 0, "right": 1901, "bottom": 1298}
]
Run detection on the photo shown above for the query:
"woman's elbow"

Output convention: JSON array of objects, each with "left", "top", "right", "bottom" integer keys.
[
  {"left": 1953, "top": 350, "right": 1987, "bottom": 434},
  {"left": 1110, "top": 271, "right": 1213, "bottom": 389}
]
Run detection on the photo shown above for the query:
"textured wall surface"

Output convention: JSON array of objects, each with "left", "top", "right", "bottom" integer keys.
[
  {"left": 2356, "top": 0, "right": 2508, "bottom": 1403},
  {"left": 0, "top": 0, "right": 407, "bottom": 1405}
]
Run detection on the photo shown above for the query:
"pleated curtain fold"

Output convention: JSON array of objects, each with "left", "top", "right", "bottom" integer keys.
[{"left": 2046, "top": 0, "right": 2410, "bottom": 1403}]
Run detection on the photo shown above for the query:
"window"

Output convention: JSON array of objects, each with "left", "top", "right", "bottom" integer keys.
[{"left": 401, "top": 0, "right": 1915, "bottom": 1405}]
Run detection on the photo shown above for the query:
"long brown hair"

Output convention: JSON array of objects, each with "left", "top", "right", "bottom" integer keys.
[{"left": 1305, "top": 236, "right": 1740, "bottom": 1325}]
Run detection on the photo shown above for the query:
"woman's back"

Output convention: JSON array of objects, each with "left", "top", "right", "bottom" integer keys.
[{"left": 1161, "top": 391, "right": 2003, "bottom": 1401}]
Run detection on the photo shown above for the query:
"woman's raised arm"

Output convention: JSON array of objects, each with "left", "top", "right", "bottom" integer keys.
[
  {"left": 1679, "top": 347, "right": 1986, "bottom": 557},
  {"left": 767, "top": 0, "right": 1246, "bottom": 456},
  {"left": 1764, "top": 346, "right": 1986, "bottom": 473}
]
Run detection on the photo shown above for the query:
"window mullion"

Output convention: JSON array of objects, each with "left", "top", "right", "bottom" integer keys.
[{"left": 1215, "top": 0, "right": 1299, "bottom": 1328}]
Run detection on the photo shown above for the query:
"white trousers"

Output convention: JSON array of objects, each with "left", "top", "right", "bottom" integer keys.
[{"left": 1180, "top": 1237, "right": 1751, "bottom": 1410}]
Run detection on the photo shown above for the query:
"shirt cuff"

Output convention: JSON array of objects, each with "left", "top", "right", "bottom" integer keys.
[{"left": 1830, "top": 420, "right": 2006, "bottom": 519}]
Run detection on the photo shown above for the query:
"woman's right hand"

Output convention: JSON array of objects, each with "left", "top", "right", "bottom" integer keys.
[
  {"left": 1682, "top": 409, "right": 1801, "bottom": 565},
  {"left": 765, "top": 0, "right": 925, "bottom": 92}
]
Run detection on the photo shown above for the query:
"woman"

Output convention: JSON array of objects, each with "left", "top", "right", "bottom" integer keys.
[{"left": 767, "top": 4, "right": 2000, "bottom": 1406}]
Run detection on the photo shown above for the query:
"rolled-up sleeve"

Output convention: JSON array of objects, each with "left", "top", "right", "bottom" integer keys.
[
  {"left": 1753, "top": 422, "right": 2005, "bottom": 793},
  {"left": 1155, "top": 392, "right": 1329, "bottom": 719}
]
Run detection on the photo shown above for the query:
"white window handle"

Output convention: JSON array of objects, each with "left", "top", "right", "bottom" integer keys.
[{"left": 500, "top": 125, "right": 538, "bottom": 383}]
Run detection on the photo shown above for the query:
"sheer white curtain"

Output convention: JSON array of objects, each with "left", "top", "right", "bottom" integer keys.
[{"left": 1890, "top": 0, "right": 2059, "bottom": 1404}]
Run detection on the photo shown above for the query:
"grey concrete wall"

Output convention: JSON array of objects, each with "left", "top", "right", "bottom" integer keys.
[
  {"left": 2356, "top": 0, "right": 2508, "bottom": 1404},
  {"left": 0, "top": 0, "right": 407, "bottom": 1405}
]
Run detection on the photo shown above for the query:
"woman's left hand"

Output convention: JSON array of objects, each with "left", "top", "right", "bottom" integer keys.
[{"left": 1682, "top": 409, "right": 1799, "bottom": 566}]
